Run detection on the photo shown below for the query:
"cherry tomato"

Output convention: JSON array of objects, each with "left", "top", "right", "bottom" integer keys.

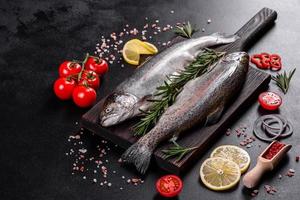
[
  {"left": 258, "top": 91, "right": 282, "bottom": 110},
  {"left": 72, "top": 86, "right": 97, "bottom": 108},
  {"left": 59, "top": 61, "right": 82, "bottom": 78},
  {"left": 85, "top": 57, "right": 108, "bottom": 76},
  {"left": 79, "top": 70, "right": 100, "bottom": 89},
  {"left": 156, "top": 175, "right": 183, "bottom": 197},
  {"left": 53, "top": 78, "right": 76, "bottom": 100}
]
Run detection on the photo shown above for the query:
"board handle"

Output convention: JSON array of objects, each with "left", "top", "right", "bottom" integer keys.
[{"left": 235, "top": 7, "right": 277, "bottom": 51}]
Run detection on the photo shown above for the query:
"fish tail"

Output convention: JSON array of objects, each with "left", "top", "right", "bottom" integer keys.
[{"left": 121, "top": 141, "right": 153, "bottom": 174}]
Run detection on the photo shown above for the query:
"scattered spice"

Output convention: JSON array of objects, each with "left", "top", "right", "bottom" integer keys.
[
  {"left": 225, "top": 128, "right": 231, "bottom": 136},
  {"left": 66, "top": 128, "right": 144, "bottom": 190},
  {"left": 250, "top": 189, "right": 259, "bottom": 197},
  {"left": 286, "top": 168, "right": 295, "bottom": 177},
  {"left": 264, "top": 185, "right": 277, "bottom": 195},
  {"left": 225, "top": 124, "right": 256, "bottom": 148},
  {"left": 94, "top": 13, "right": 182, "bottom": 68}
]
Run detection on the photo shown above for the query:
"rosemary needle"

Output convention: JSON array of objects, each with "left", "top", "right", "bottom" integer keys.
[
  {"left": 133, "top": 48, "right": 224, "bottom": 136},
  {"left": 272, "top": 68, "right": 296, "bottom": 94},
  {"left": 162, "top": 141, "right": 197, "bottom": 161},
  {"left": 173, "top": 21, "right": 197, "bottom": 39}
]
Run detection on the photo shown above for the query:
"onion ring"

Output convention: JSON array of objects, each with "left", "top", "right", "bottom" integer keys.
[
  {"left": 262, "top": 114, "right": 287, "bottom": 130},
  {"left": 253, "top": 115, "right": 283, "bottom": 142},
  {"left": 264, "top": 120, "right": 293, "bottom": 138}
]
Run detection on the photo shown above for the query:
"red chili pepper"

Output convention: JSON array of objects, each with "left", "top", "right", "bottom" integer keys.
[
  {"left": 260, "top": 53, "right": 271, "bottom": 68},
  {"left": 270, "top": 54, "right": 281, "bottom": 61},
  {"left": 251, "top": 53, "right": 282, "bottom": 71},
  {"left": 270, "top": 54, "right": 282, "bottom": 70},
  {"left": 250, "top": 54, "right": 264, "bottom": 69}
]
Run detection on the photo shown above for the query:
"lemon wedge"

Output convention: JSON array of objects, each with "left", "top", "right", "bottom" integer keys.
[
  {"left": 210, "top": 145, "right": 250, "bottom": 174},
  {"left": 122, "top": 39, "right": 158, "bottom": 65},
  {"left": 142, "top": 42, "right": 158, "bottom": 54},
  {"left": 122, "top": 47, "right": 140, "bottom": 65},
  {"left": 200, "top": 157, "right": 241, "bottom": 191}
]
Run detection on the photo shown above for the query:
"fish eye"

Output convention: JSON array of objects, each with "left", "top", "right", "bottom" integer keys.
[{"left": 105, "top": 107, "right": 113, "bottom": 113}]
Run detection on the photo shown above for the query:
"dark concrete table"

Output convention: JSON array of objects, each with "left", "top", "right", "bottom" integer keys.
[{"left": 1, "top": 0, "right": 299, "bottom": 199}]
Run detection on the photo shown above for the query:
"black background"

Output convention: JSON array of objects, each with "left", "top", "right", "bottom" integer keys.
[{"left": 1, "top": 0, "right": 300, "bottom": 200}]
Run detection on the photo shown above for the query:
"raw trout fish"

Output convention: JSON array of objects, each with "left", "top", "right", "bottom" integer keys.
[
  {"left": 99, "top": 33, "right": 238, "bottom": 127},
  {"left": 122, "top": 52, "right": 249, "bottom": 174}
]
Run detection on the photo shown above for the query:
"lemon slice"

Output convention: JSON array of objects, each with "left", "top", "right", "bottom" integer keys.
[
  {"left": 130, "top": 39, "right": 158, "bottom": 54},
  {"left": 142, "top": 42, "right": 158, "bottom": 54},
  {"left": 200, "top": 157, "right": 241, "bottom": 191},
  {"left": 210, "top": 145, "right": 250, "bottom": 174},
  {"left": 122, "top": 45, "right": 140, "bottom": 65},
  {"left": 122, "top": 39, "right": 158, "bottom": 65}
]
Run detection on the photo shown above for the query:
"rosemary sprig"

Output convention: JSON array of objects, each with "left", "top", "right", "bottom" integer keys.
[
  {"left": 133, "top": 48, "right": 225, "bottom": 136},
  {"left": 272, "top": 68, "right": 296, "bottom": 94},
  {"left": 173, "top": 21, "right": 197, "bottom": 38},
  {"left": 162, "top": 141, "right": 197, "bottom": 161}
]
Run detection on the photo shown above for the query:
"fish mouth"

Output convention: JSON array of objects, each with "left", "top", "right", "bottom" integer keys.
[{"left": 100, "top": 114, "right": 120, "bottom": 127}]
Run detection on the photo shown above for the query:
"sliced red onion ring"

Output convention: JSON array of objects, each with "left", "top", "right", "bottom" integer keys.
[
  {"left": 264, "top": 120, "right": 293, "bottom": 138},
  {"left": 253, "top": 115, "right": 283, "bottom": 142},
  {"left": 262, "top": 114, "right": 287, "bottom": 130}
]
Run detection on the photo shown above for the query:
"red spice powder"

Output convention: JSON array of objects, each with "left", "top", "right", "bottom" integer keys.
[{"left": 262, "top": 141, "right": 285, "bottom": 160}]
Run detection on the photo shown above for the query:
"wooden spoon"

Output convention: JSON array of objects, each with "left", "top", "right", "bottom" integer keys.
[{"left": 243, "top": 141, "right": 292, "bottom": 188}]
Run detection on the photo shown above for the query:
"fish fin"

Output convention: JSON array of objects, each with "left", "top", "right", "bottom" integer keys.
[
  {"left": 121, "top": 142, "right": 152, "bottom": 174},
  {"left": 205, "top": 105, "right": 224, "bottom": 126},
  {"left": 134, "top": 95, "right": 153, "bottom": 115}
]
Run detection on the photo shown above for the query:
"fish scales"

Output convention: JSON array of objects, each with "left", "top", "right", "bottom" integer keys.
[
  {"left": 122, "top": 52, "right": 249, "bottom": 173},
  {"left": 100, "top": 33, "right": 238, "bottom": 127}
]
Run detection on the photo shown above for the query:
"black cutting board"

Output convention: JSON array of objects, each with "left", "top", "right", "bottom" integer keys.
[{"left": 81, "top": 7, "right": 277, "bottom": 173}]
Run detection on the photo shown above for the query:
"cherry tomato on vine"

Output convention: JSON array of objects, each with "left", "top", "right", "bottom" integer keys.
[
  {"left": 85, "top": 57, "right": 108, "bottom": 76},
  {"left": 156, "top": 175, "right": 183, "bottom": 197},
  {"left": 59, "top": 61, "right": 82, "bottom": 78},
  {"left": 79, "top": 70, "right": 100, "bottom": 89},
  {"left": 72, "top": 86, "right": 97, "bottom": 108},
  {"left": 258, "top": 91, "right": 282, "bottom": 111},
  {"left": 53, "top": 77, "right": 76, "bottom": 100}
]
